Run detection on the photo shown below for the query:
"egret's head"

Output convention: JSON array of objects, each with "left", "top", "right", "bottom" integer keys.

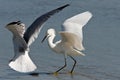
[
  {"left": 41, "top": 28, "right": 56, "bottom": 43},
  {"left": 5, "top": 21, "right": 25, "bottom": 34},
  {"left": 47, "top": 28, "right": 56, "bottom": 37}
]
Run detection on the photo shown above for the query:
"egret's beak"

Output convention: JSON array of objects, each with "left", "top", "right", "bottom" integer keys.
[{"left": 41, "top": 34, "right": 48, "bottom": 43}]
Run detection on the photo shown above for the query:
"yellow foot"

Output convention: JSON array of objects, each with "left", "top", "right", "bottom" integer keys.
[
  {"left": 68, "top": 72, "right": 74, "bottom": 75},
  {"left": 53, "top": 72, "right": 58, "bottom": 76}
]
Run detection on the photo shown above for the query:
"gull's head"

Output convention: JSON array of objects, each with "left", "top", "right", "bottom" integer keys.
[
  {"left": 41, "top": 28, "right": 56, "bottom": 43},
  {"left": 5, "top": 21, "right": 25, "bottom": 34}
]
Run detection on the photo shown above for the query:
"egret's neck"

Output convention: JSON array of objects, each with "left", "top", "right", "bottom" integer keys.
[{"left": 47, "top": 35, "right": 56, "bottom": 49}]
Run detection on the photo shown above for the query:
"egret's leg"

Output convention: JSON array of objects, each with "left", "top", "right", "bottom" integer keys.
[
  {"left": 69, "top": 56, "right": 77, "bottom": 73},
  {"left": 55, "top": 54, "right": 67, "bottom": 73}
]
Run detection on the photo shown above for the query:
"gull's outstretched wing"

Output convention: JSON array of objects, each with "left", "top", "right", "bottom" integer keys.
[
  {"left": 24, "top": 4, "right": 70, "bottom": 46},
  {"left": 61, "top": 11, "right": 92, "bottom": 50}
]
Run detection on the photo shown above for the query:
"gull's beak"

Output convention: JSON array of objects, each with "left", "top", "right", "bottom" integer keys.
[
  {"left": 41, "top": 34, "right": 48, "bottom": 43},
  {"left": 5, "top": 26, "right": 8, "bottom": 29}
]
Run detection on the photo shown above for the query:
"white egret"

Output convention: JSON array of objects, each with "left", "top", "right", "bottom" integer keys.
[
  {"left": 42, "top": 11, "right": 92, "bottom": 74},
  {"left": 5, "top": 4, "right": 69, "bottom": 73}
]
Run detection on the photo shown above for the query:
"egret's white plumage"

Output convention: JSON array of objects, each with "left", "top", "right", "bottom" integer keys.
[
  {"left": 5, "top": 4, "right": 69, "bottom": 73},
  {"left": 42, "top": 11, "right": 92, "bottom": 73}
]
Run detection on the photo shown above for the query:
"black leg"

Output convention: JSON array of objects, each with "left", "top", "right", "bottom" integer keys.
[
  {"left": 55, "top": 54, "right": 67, "bottom": 73},
  {"left": 69, "top": 56, "right": 77, "bottom": 73}
]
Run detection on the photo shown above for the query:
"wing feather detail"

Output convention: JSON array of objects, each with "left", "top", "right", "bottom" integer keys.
[
  {"left": 24, "top": 4, "right": 70, "bottom": 46},
  {"left": 61, "top": 11, "right": 92, "bottom": 51},
  {"left": 62, "top": 11, "right": 92, "bottom": 40}
]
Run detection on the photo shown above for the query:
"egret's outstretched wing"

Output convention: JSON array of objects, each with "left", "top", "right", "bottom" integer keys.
[
  {"left": 61, "top": 11, "right": 92, "bottom": 50},
  {"left": 62, "top": 11, "right": 92, "bottom": 40},
  {"left": 24, "top": 4, "right": 70, "bottom": 46}
]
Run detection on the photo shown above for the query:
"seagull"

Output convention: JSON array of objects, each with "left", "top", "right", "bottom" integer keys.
[
  {"left": 5, "top": 4, "right": 69, "bottom": 73},
  {"left": 41, "top": 11, "right": 92, "bottom": 74}
]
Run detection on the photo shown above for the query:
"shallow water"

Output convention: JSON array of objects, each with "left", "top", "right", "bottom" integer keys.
[{"left": 0, "top": 0, "right": 120, "bottom": 80}]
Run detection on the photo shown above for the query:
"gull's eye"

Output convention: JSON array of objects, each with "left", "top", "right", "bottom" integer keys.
[{"left": 16, "top": 21, "right": 21, "bottom": 25}]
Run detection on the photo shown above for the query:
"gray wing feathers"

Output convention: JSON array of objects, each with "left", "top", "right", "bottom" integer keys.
[
  {"left": 24, "top": 4, "right": 70, "bottom": 46},
  {"left": 12, "top": 36, "right": 28, "bottom": 60}
]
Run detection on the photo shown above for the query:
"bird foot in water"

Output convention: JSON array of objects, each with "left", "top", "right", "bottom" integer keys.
[
  {"left": 68, "top": 71, "right": 74, "bottom": 75},
  {"left": 53, "top": 72, "right": 59, "bottom": 76}
]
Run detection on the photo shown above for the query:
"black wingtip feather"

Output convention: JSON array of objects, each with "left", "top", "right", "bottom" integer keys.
[{"left": 58, "top": 4, "right": 70, "bottom": 10}]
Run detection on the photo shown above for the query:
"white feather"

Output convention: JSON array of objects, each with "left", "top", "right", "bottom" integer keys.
[{"left": 9, "top": 51, "right": 37, "bottom": 73}]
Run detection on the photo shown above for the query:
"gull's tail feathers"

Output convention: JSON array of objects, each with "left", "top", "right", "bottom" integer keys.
[{"left": 9, "top": 51, "right": 37, "bottom": 73}]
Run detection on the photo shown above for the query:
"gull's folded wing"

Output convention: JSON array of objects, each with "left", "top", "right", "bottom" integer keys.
[{"left": 9, "top": 36, "right": 36, "bottom": 73}]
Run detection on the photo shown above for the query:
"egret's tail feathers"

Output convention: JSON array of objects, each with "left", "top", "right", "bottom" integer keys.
[
  {"left": 9, "top": 52, "right": 37, "bottom": 73},
  {"left": 71, "top": 51, "right": 85, "bottom": 56},
  {"left": 78, "top": 51, "right": 85, "bottom": 56},
  {"left": 68, "top": 47, "right": 85, "bottom": 56}
]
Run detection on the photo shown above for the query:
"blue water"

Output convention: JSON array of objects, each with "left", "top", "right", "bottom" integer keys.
[{"left": 0, "top": 0, "right": 120, "bottom": 80}]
